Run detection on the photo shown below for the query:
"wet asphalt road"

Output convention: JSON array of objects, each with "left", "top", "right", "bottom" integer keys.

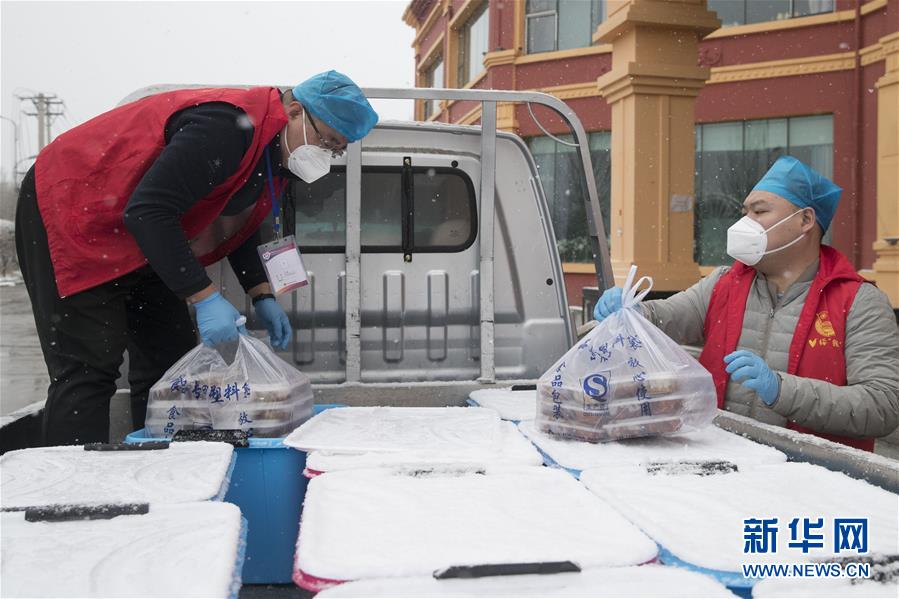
[{"left": 0, "top": 281, "right": 49, "bottom": 417}]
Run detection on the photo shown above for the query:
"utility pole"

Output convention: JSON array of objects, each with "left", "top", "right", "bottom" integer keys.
[
  {"left": 0, "top": 115, "right": 18, "bottom": 185},
  {"left": 18, "top": 93, "right": 65, "bottom": 151}
]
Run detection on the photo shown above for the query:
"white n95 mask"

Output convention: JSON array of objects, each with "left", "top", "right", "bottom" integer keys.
[
  {"left": 283, "top": 110, "right": 332, "bottom": 183},
  {"left": 726, "top": 209, "right": 809, "bottom": 266}
]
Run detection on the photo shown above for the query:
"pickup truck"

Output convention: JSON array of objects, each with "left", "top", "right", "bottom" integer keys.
[
  {"left": 1, "top": 90, "right": 896, "bottom": 595},
  {"left": 3, "top": 85, "right": 895, "bottom": 474}
]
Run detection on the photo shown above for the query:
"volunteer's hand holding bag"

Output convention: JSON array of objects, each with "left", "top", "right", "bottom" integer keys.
[
  {"left": 537, "top": 265, "right": 717, "bottom": 443},
  {"left": 145, "top": 327, "right": 313, "bottom": 438}
]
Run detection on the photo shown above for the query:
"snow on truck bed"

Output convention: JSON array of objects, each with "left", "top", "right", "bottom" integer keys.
[
  {"left": 285, "top": 406, "right": 503, "bottom": 454},
  {"left": 304, "top": 420, "right": 542, "bottom": 474},
  {"left": 1, "top": 502, "right": 244, "bottom": 599},
  {"left": 752, "top": 554, "right": 899, "bottom": 598},
  {"left": 295, "top": 467, "right": 658, "bottom": 583},
  {"left": 466, "top": 387, "right": 537, "bottom": 422},
  {"left": 316, "top": 564, "right": 736, "bottom": 597},
  {"left": 580, "top": 462, "right": 899, "bottom": 574},
  {"left": 0, "top": 442, "right": 234, "bottom": 509},
  {"left": 519, "top": 420, "right": 786, "bottom": 475}
]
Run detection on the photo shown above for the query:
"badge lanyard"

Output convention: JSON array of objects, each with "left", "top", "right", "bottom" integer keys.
[
  {"left": 258, "top": 145, "right": 308, "bottom": 294},
  {"left": 264, "top": 146, "right": 282, "bottom": 239}
]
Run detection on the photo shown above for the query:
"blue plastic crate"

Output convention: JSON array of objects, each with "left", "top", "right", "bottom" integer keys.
[{"left": 125, "top": 403, "right": 343, "bottom": 584}]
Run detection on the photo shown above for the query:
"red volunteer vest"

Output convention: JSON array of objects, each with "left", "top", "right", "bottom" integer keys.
[
  {"left": 699, "top": 246, "right": 873, "bottom": 452},
  {"left": 34, "top": 87, "right": 288, "bottom": 297}
]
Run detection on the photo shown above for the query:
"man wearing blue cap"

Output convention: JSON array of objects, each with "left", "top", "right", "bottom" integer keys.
[
  {"left": 592, "top": 156, "right": 898, "bottom": 450},
  {"left": 15, "top": 71, "right": 379, "bottom": 445}
]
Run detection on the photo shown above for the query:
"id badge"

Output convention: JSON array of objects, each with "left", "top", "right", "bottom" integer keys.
[{"left": 257, "top": 235, "right": 308, "bottom": 295}]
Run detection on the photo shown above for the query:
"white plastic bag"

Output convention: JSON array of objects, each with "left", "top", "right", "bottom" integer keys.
[
  {"left": 536, "top": 266, "right": 716, "bottom": 443},
  {"left": 145, "top": 334, "right": 313, "bottom": 438}
]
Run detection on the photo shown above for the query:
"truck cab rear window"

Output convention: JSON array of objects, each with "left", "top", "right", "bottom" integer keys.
[{"left": 286, "top": 166, "right": 477, "bottom": 253}]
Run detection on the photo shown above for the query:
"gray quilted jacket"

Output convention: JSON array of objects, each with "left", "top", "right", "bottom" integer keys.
[{"left": 641, "top": 259, "right": 899, "bottom": 438}]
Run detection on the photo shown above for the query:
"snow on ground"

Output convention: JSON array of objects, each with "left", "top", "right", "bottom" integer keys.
[
  {"left": 0, "top": 442, "right": 234, "bottom": 508},
  {"left": 467, "top": 387, "right": 537, "bottom": 422},
  {"left": 1, "top": 502, "right": 243, "bottom": 598},
  {"left": 519, "top": 420, "right": 786, "bottom": 474},
  {"left": 285, "top": 407, "right": 503, "bottom": 454},
  {"left": 0, "top": 271, "right": 22, "bottom": 286},
  {"left": 316, "top": 564, "right": 736, "bottom": 597},
  {"left": 580, "top": 462, "right": 899, "bottom": 573},
  {"left": 0, "top": 399, "right": 44, "bottom": 428},
  {"left": 296, "top": 467, "right": 658, "bottom": 582},
  {"left": 305, "top": 420, "right": 542, "bottom": 474}
]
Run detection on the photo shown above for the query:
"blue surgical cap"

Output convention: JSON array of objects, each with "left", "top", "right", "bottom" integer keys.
[
  {"left": 292, "top": 70, "right": 378, "bottom": 143},
  {"left": 752, "top": 155, "right": 842, "bottom": 232}
]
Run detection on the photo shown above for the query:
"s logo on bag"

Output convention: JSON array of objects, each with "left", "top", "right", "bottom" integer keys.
[{"left": 583, "top": 373, "right": 609, "bottom": 400}]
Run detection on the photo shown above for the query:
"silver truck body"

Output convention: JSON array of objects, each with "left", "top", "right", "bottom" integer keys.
[{"left": 219, "top": 120, "right": 574, "bottom": 384}]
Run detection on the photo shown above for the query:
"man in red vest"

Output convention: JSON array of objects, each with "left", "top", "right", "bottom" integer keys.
[
  {"left": 594, "top": 156, "right": 899, "bottom": 451},
  {"left": 15, "top": 71, "right": 378, "bottom": 445}
]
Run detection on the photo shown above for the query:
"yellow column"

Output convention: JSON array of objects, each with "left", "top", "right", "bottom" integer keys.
[
  {"left": 496, "top": 102, "right": 519, "bottom": 133},
  {"left": 595, "top": 0, "right": 719, "bottom": 290},
  {"left": 873, "top": 31, "right": 899, "bottom": 308},
  {"left": 482, "top": 49, "right": 520, "bottom": 133}
]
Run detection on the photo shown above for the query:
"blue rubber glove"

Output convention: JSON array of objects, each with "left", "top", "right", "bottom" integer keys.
[
  {"left": 255, "top": 297, "right": 292, "bottom": 350},
  {"left": 193, "top": 292, "right": 246, "bottom": 346},
  {"left": 724, "top": 350, "right": 781, "bottom": 406},
  {"left": 593, "top": 287, "right": 623, "bottom": 322}
]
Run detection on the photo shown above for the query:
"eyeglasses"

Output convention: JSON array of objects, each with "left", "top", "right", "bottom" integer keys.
[{"left": 307, "top": 115, "right": 346, "bottom": 158}]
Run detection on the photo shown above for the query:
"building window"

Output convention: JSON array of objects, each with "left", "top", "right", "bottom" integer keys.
[
  {"left": 422, "top": 57, "right": 444, "bottom": 120},
  {"left": 457, "top": 4, "right": 489, "bottom": 86},
  {"left": 709, "top": 0, "right": 834, "bottom": 28},
  {"left": 694, "top": 114, "right": 833, "bottom": 265},
  {"left": 526, "top": 0, "right": 606, "bottom": 54},
  {"left": 528, "top": 132, "right": 611, "bottom": 263}
]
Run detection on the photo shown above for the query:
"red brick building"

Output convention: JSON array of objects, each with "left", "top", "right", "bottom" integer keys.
[{"left": 403, "top": 0, "right": 899, "bottom": 308}]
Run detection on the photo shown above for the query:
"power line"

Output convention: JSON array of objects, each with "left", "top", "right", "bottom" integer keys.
[
  {"left": 58, "top": 100, "right": 71, "bottom": 127},
  {"left": 17, "top": 92, "right": 65, "bottom": 151}
]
